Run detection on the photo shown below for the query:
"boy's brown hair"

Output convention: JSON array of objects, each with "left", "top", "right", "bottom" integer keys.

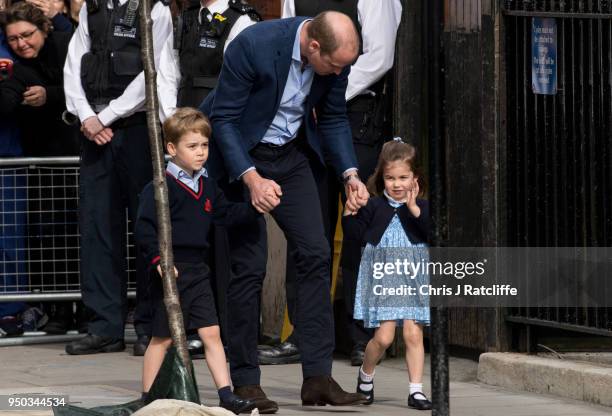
[{"left": 162, "top": 107, "right": 211, "bottom": 146}]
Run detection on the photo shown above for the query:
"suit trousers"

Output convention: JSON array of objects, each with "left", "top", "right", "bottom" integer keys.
[
  {"left": 78, "top": 118, "right": 152, "bottom": 338},
  {"left": 285, "top": 97, "right": 384, "bottom": 349},
  {"left": 223, "top": 140, "right": 334, "bottom": 386}
]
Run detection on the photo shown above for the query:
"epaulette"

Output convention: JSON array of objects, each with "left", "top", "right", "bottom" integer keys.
[{"left": 228, "top": 0, "right": 262, "bottom": 22}]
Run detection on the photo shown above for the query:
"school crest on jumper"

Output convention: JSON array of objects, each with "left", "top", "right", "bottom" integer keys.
[{"left": 204, "top": 198, "right": 212, "bottom": 212}]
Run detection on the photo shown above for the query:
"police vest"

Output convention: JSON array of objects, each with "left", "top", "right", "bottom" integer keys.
[
  {"left": 80, "top": 0, "right": 152, "bottom": 106},
  {"left": 176, "top": 0, "right": 260, "bottom": 107}
]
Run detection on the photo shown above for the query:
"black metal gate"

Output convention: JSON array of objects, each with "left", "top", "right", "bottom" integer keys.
[{"left": 503, "top": 0, "right": 612, "bottom": 346}]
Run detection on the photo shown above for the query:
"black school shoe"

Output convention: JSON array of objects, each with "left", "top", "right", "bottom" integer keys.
[
  {"left": 355, "top": 376, "right": 374, "bottom": 405},
  {"left": 65, "top": 334, "right": 125, "bottom": 355},
  {"left": 408, "top": 392, "right": 432, "bottom": 410},
  {"left": 219, "top": 397, "right": 256, "bottom": 414}
]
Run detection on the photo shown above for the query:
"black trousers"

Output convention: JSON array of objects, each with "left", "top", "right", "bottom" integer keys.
[
  {"left": 223, "top": 140, "right": 333, "bottom": 386},
  {"left": 285, "top": 95, "right": 385, "bottom": 348},
  {"left": 78, "top": 117, "right": 152, "bottom": 338}
]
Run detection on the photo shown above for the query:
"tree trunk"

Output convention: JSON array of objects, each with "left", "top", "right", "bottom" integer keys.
[{"left": 139, "top": 0, "right": 191, "bottom": 374}]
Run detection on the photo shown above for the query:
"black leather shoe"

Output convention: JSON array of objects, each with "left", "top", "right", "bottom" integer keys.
[
  {"left": 355, "top": 375, "right": 374, "bottom": 405},
  {"left": 233, "top": 385, "right": 278, "bottom": 414},
  {"left": 65, "top": 334, "right": 125, "bottom": 355},
  {"left": 133, "top": 334, "right": 150, "bottom": 356},
  {"left": 301, "top": 375, "right": 368, "bottom": 406},
  {"left": 43, "top": 303, "right": 74, "bottom": 335},
  {"left": 219, "top": 397, "right": 256, "bottom": 415},
  {"left": 408, "top": 392, "right": 432, "bottom": 410},
  {"left": 350, "top": 344, "right": 366, "bottom": 366},
  {"left": 258, "top": 341, "right": 300, "bottom": 365}
]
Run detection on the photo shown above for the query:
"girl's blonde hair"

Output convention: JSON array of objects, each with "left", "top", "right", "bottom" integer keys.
[{"left": 366, "top": 139, "right": 425, "bottom": 196}]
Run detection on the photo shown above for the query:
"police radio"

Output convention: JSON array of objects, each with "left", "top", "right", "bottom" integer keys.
[{"left": 122, "top": 0, "right": 140, "bottom": 27}]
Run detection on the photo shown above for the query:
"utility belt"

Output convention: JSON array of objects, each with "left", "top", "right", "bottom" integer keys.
[{"left": 180, "top": 75, "right": 219, "bottom": 90}]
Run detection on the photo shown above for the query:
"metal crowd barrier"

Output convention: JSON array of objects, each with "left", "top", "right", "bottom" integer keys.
[{"left": 0, "top": 157, "right": 137, "bottom": 345}]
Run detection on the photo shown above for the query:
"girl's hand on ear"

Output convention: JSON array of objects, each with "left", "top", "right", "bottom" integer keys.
[{"left": 406, "top": 178, "right": 421, "bottom": 218}]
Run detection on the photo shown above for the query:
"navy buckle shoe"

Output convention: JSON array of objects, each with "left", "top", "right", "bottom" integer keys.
[
  {"left": 219, "top": 397, "right": 257, "bottom": 414},
  {"left": 355, "top": 376, "right": 374, "bottom": 405},
  {"left": 408, "top": 392, "right": 432, "bottom": 410}
]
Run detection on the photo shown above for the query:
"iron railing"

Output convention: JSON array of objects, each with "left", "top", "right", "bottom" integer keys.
[
  {"left": 503, "top": 0, "right": 612, "bottom": 341},
  {"left": 0, "top": 157, "right": 137, "bottom": 302}
]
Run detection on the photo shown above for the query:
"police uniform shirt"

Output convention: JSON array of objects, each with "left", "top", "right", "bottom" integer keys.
[
  {"left": 282, "top": 0, "right": 402, "bottom": 101},
  {"left": 157, "top": 0, "right": 258, "bottom": 122},
  {"left": 63, "top": 0, "right": 173, "bottom": 126}
]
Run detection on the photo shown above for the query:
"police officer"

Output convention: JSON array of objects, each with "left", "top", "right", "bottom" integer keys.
[
  {"left": 259, "top": 0, "right": 402, "bottom": 366},
  {"left": 63, "top": 0, "right": 173, "bottom": 355},
  {"left": 157, "top": 0, "right": 260, "bottom": 121}
]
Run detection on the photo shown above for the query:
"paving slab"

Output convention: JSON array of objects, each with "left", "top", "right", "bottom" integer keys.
[
  {"left": 0, "top": 344, "right": 610, "bottom": 416},
  {"left": 478, "top": 352, "right": 612, "bottom": 407}
]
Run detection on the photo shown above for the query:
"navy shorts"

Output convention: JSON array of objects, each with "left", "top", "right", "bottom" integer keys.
[{"left": 150, "top": 262, "right": 218, "bottom": 338}]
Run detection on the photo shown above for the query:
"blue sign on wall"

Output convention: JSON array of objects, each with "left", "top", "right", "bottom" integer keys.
[{"left": 532, "top": 18, "right": 557, "bottom": 95}]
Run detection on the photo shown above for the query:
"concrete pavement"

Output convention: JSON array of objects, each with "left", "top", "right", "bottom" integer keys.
[{"left": 1, "top": 343, "right": 611, "bottom": 416}]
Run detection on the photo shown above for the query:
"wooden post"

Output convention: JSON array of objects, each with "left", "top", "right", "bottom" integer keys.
[{"left": 139, "top": 0, "right": 191, "bottom": 373}]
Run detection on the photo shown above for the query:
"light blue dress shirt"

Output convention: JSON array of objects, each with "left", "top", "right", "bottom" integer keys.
[
  {"left": 166, "top": 161, "right": 208, "bottom": 193},
  {"left": 261, "top": 20, "right": 314, "bottom": 146}
]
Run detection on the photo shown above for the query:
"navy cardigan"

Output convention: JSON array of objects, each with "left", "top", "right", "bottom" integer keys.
[{"left": 342, "top": 196, "right": 430, "bottom": 247}]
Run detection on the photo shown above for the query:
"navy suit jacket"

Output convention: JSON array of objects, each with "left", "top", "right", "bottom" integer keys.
[{"left": 200, "top": 17, "right": 358, "bottom": 181}]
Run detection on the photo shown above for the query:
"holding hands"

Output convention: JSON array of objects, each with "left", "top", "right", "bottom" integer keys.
[
  {"left": 242, "top": 170, "right": 282, "bottom": 213},
  {"left": 344, "top": 174, "right": 369, "bottom": 216}
]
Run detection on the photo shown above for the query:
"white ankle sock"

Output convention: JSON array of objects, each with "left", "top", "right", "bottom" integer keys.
[
  {"left": 358, "top": 367, "right": 374, "bottom": 391},
  {"left": 410, "top": 383, "right": 426, "bottom": 400}
]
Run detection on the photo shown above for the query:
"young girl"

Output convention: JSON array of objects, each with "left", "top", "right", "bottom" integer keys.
[{"left": 342, "top": 138, "right": 432, "bottom": 410}]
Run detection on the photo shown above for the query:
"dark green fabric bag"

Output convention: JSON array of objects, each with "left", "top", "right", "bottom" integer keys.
[{"left": 53, "top": 347, "right": 199, "bottom": 416}]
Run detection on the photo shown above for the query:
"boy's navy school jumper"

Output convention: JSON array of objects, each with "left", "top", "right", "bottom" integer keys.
[{"left": 135, "top": 169, "right": 260, "bottom": 337}]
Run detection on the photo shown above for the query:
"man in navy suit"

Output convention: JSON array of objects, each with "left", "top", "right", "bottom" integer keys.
[{"left": 200, "top": 11, "right": 369, "bottom": 413}]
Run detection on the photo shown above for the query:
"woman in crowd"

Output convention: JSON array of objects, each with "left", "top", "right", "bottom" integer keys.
[
  {"left": 0, "top": 2, "right": 80, "bottom": 334},
  {"left": 0, "top": 1, "right": 78, "bottom": 155}
]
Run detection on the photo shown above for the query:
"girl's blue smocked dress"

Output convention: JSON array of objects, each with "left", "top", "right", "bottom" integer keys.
[{"left": 353, "top": 191, "right": 430, "bottom": 328}]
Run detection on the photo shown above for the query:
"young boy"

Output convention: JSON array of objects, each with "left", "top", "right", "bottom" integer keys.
[{"left": 135, "top": 108, "right": 258, "bottom": 414}]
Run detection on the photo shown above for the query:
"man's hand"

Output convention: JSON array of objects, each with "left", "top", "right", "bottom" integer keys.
[
  {"left": 23, "top": 86, "right": 47, "bottom": 107},
  {"left": 92, "top": 128, "right": 114, "bottom": 146},
  {"left": 344, "top": 175, "right": 369, "bottom": 215},
  {"left": 242, "top": 170, "right": 282, "bottom": 213},
  {"left": 157, "top": 264, "right": 179, "bottom": 279},
  {"left": 81, "top": 116, "right": 111, "bottom": 144},
  {"left": 26, "top": 0, "right": 57, "bottom": 18}
]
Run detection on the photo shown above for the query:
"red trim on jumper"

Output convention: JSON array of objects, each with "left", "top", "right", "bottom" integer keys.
[
  {"left": 165, "top": 172, "right": 203, "bottom": 200},
  {"left": 151, "top": 255, "right": 161, "bottom": 265}
]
